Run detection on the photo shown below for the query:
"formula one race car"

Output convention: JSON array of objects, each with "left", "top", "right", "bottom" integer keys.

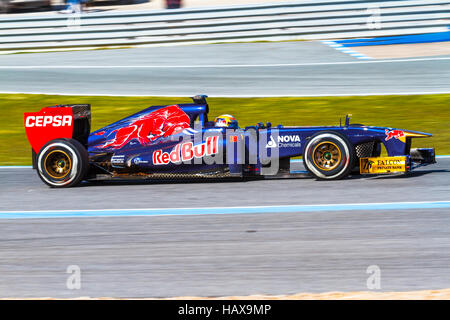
[{"left": 24, "top": 95, "right": 436, "bottom": 188}]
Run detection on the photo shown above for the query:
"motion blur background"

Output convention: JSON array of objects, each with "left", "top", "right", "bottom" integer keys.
[{"left": 0, "top": 0, "right": 450, "bottom": 299}]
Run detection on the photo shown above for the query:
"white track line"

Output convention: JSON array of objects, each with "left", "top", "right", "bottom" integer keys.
[
  {"left": 0, "top": 56, "right": 449, "bottom": 69},
  {"left": 322, "top": 40, "right": 373, "bottom": 60}
]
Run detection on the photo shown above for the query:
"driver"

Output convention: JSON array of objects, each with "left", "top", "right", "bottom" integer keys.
[{"left": 214, "top": 114, "right": 239, "bottom": 129}]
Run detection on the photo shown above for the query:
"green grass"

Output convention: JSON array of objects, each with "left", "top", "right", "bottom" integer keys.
[{"left": 1, "top": 93, "right": 449, "bottom": 165}]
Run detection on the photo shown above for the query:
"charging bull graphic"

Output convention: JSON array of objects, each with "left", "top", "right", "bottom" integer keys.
[
  {"left": 98, "top": 105, "right": 191, "bottom": 149},
  {"left": 385, "top": 129, "right": 405, "bottom": 141}
]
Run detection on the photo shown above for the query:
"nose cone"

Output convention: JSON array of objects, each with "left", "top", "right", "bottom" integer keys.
[{"left": 402, "top": 130, "right": 433, "bottom": 138}]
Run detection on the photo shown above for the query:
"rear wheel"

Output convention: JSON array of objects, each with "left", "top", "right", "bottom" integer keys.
[
  {"left": 303, "top": 132, "right": 355, "bottom": 180},
  {"left": 37, "top": 139, "right": 89, "bottom": 188}
]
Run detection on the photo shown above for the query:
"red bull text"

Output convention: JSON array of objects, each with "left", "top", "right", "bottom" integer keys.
[{"left": 153, "top": 136, "right": 219, "bottom": 165}]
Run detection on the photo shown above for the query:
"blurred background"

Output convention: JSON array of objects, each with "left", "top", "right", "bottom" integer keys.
[
  {"left": 0, "top": 0, "right": 278, "bottom": 14},
  {"left": 1, "top": 0, "right": 450, "bottom": 299}
]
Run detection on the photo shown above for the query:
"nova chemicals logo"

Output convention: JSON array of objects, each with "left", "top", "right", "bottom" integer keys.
[
  {"left": 265, "top": 136, "right": 277, "bottom": 148},
  {"left": 266, "top": 135, "right": 301, "bottom": 148}
]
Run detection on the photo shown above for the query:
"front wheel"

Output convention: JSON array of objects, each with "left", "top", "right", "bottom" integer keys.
[
  {"left": 36, "top": 138, "right": 89, "bottom": 188},
  {"left": 303, "top": 132, "right": 355, "bottom": 180}
]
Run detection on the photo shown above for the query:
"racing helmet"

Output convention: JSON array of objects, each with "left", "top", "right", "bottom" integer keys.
[{"left": 214, "top": 114, "right": 239, "bottom": 129}]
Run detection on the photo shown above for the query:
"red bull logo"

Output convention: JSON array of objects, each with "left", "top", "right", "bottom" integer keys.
[
  {"left": 153, "top": 136, "right": 219, "bottom": 165},
  {"left": 385, "top": 129, "right": 405, "bottom": 141},
  {"left": 99, "top": 105, "right": 190, "bottom": 149}
]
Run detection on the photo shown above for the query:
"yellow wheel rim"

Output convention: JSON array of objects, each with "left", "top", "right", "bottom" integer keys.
[
  {"left": 44, "top": 150, "right": 72, "bottom": 179},
  {"left": 312, "top": 141, "right": 341, "bottom": 171}
]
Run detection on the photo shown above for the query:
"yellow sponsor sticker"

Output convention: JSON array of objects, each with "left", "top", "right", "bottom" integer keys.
[{"left": 360, "top": 156, "right": 408, "bottom": 174}]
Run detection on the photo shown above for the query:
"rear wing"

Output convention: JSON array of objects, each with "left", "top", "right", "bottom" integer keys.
[{"left": 24, "top": 104, "right": 91, "bottom": 155}]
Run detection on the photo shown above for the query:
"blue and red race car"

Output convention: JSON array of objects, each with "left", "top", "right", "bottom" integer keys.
[{"left": 24, "top": 95, "right": 436, "bottom": 188}]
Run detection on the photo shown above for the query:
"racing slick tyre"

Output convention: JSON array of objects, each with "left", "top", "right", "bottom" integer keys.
[
  {"left": 36, "top": 138, "right": 89, "bottom": 188},
  {"left": 303, "top": 131, "right": 355, "bottom": 180}
]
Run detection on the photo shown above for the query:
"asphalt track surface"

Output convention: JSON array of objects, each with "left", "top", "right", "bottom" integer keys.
[
  {"left": 1, "top": 41, "right": 450, "bottom": 298},
  {"left": 1, "top": 41, "right": 450, "bottom": 96},
  {"left": 0, "top": 159, "right": 449, "bottom": 298}
]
